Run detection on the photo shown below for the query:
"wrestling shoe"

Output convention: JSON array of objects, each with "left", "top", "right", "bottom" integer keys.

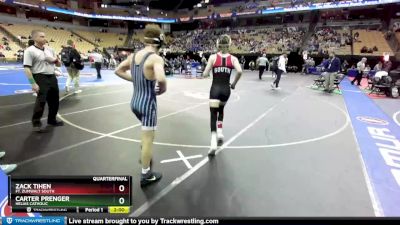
[{"left": 140, "top": 171, "right": 162, "bottom": 187}]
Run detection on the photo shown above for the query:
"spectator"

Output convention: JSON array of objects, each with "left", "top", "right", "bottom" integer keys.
[
  {"left": 351, "top": 57, "right": 367, "bottom": 86},
  {"left": 361, "top": 46, "right": 368, "bottom": 53},
  {"left": 270, "top": 53, "right": 287, "bottom": 90},
  {"left": 364, "top": 64, "right": 371, "bottom": 75},
  {"left": 63, "top": 40, "right": 82, "bottom": 94},
  {"left": 341, "top": 60, "right": 349, "bottom": 73},
  {"left": 90, "top": 49, "right": 104, "bottom": 79},
  {"left": 323, "top": 51, "right": 341, "bottom": 93},
  {"left": 109, "top": 54, "right": 117, "bottom": 69},
  {"left": 383, "top": 59, "right": 392, "bottom": 72},
  {"left": 0, "top": 52, "right": 5, "bottom": 63},
  {"left": 373, "top": 61, "right": 382, "bottom": 72},
  {"left": 354, "top": 32, "right": 360, "bottom": 42}
]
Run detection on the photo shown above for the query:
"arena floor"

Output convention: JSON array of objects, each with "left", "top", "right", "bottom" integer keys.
[{"left": 0, "top": 66, "right": 399, "bottom": 217}]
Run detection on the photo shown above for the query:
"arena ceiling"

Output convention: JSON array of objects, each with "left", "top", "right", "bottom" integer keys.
[{"left": 101, "top": 0, "right": 205, "bottom": 11}]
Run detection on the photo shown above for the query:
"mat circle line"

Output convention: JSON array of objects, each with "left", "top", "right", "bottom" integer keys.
[
  {"left": 393, "top": 111, "right": 400, "bottom": 127},
  {"left": 58, "top": 91, "right": 349, "bottom": 149}
]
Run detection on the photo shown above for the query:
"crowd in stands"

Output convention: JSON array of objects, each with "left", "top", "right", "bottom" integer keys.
[
  {"left": 306, "top": 27, "right": 352, "bottom": 54},
  {"left": 384, "top": 21, "right": 400, "bottom": 40},
  {"left": 225, "top": 0, "right": 354, "bottom": 13},
  {"left": 230, "top": 1, "right": 261, "bottom": 13},
  {"left": 1, "top": 37, "right": 12, "bottom": 52},
  {"left": 169, "top": 27, "right": 305, "bottom": 54},
  {"left": 360, "top": 45, "right": 378, "bottom": 53},
  {"left": 228, "top": 0, "right": 350, "bottom": 14},
  {"left": 0, "top": 19, "right": 395, "bottom": 63}
]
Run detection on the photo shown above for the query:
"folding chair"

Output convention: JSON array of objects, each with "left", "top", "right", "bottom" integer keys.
[
  {"left": 333, "top": 73, "right": 345, "bottom": 91},
  {"left": 313, "top": 78, "right": 325, "bottom": 88},
  {"left": 388, "top": 79, "right": 400, "bottom": 98},
  {"left": 370, "top": 76, "right": 392, "bottom": 96},
  {"left": 313, "top": 72, "right": 326, "bottom": 88}
]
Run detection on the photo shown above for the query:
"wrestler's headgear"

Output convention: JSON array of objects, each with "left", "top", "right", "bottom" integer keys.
[
  {"left": 143, "top": 24, "right": 166, "bottom": 48},
  {"left": 216, "top": 34, "right": 231, "bottom": 52}
]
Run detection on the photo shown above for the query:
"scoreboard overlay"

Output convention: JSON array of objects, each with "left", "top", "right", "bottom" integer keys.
[{"left": 7, "top": 176, "right": 132, "bottom": 214}]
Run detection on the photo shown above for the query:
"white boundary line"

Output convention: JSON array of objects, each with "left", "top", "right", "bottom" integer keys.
[
  {"left": 0, "top": 102, "right": 35, "bottom": 109},
  {"left": 342, "top": 94, "right": 383, "bottom": 217},
  {"left": 0, "top": 83, "right": 53, "bottom": 86},
  {"left": 59, "top": 93, "right": 349, "bottom": 150},
  {"left": 0, "top": 71, "right": 22, "bottom": 75},
  {"left": 160, "top": 154, "right": 202, "bottom": 165},
  {"left": 176, "top": 150, "right": 194, "bottom": 169},
  {"left": 0, "top": 89, "right": 182, "bottom": 127},
  {"left": 0, "top": 89, "right": 130, "bottom": 109},
  {"left": 57, "top": 93, "right": 240, "bottom": 148},
  {"left": 342, "top": 90, "right": 362, "bottom": 93},
  {"left": 0, "top": 101, "right": 129, "bottom": 129},
  {"left": 16, "top": 102, "right": 209, "bottom": 166},
  {"left": 393, "top": 111, "right": 400, "bottom": 127}
]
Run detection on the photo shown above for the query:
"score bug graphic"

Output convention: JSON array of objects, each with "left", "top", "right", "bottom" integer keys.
[{"left": 9, "top": 176, "right": 132, "bottom": 213}]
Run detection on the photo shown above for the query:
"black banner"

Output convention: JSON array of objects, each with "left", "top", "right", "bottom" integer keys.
[{"left": 64, "top": 218, "right": 400, "bottom": 225}]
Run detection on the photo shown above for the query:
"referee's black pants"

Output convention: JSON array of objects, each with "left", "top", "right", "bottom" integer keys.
[
  {"left": 94, "top": 62, "right": 102, "bottom": 79},
  {"left": 32, "top": 74, "right": 59, "bottom": 127},
  {"left": 258, "top": 66, "right": 266, "bottom": 79},
  {"left": 351, "top": 71, "right": 362, "bottom": 85}
]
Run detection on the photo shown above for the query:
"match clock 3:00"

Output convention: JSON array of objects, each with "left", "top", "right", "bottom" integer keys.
[{"left": 108, "top": 206, "right": 130, "bottom": 214}]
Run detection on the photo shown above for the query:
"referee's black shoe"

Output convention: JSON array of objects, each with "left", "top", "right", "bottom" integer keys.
[
  {"left": 48, "top": 120, "right": 64, "bottom": 127},
  {"left": 33, "top": 123, "right": 49, "bottom": 133}
]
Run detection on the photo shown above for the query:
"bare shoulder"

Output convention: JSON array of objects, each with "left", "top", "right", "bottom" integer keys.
[
  {"left": 127, "top": 53, "right": 134, "bottom": 62},
  {"left": 230, "top": 55, "right": 239, "bottom": 62},
  {"left": 207, "top": 54, "right": 217, "bottom": 63},
  {"left": 144, "top": 53, "right": 163, "bottom": 69},
  {"left": 151, "top": 53, "right": 164, "bottom": 62}
]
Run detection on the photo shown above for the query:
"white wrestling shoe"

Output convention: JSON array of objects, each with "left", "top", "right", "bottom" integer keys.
[
  {"left": 208, "top": 132, "right": 218, "bottom": 156},
  {"left": 0, "top": 164, "right": 17, "bottom": 174},
  {"left": 217, "top": 128, "right": 224, "bottom": 145}
]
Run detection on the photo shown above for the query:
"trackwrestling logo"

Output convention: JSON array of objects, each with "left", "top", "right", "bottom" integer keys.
[
  {"left": 0, "top": 197, "right": 35, "bottom": 217},
  {"left": 0, "top": 66, "right": 24, "bottom": 71},
  {"left": 356, "top": 116, "right": 389, "bottom": 126}
]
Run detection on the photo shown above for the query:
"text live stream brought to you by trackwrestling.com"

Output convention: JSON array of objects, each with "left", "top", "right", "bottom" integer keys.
[{"left": 3, "top": 217, "right": 400, "bottom": 225}]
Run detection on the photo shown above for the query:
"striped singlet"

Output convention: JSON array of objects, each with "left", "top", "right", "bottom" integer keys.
[{"left": 130, "top": 52, "right": 157, "bottom": 130}]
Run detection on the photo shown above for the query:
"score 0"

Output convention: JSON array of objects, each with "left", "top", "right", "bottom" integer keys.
[
  {"left": 115, "top": 184, "right": 129, "bottom": 205},
  {"left": 118, "top": 184, "right": 125, "bottom": 193}
]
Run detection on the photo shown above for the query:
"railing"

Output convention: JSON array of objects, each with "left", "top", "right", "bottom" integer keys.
[
  {"left": 0, "top": 25, "right": 25, "bottom": 49},
  {"left": 70, "top": 30, "right": 99, "bottom": 47}
]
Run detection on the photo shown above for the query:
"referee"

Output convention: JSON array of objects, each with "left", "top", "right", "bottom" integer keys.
[
  {"left": 257, "top": 54, "right": 269, "bottom": 80},
  {"left": 90, "top": 49, "right": 104, "bottom": 79},
  {"left": 23, "top": 30, "right": 64, "bottom": 132}
]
